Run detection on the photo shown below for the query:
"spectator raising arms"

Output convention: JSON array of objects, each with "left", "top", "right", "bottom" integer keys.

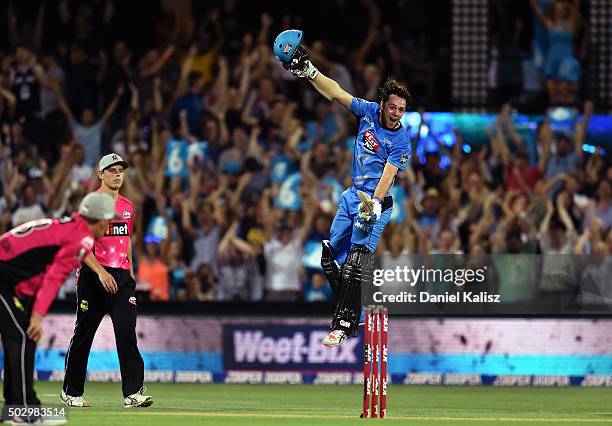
[
  {"left": 53, "top": 83, "right": 124, "bottom": 166},
  {"left": 529, "top": 0, "right": 583, "bottom": 104}
]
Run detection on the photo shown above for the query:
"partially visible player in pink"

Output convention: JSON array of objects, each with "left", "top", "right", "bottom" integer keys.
[
  {"left": 0, "top": 192, "right": 115, "bottom": 422},
  {"left": 62, "top": 153, "right": 153, "bottom": 408}
]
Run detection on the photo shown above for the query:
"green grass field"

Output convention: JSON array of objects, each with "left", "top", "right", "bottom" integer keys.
[{"left": 32, "top": 382, "right": 612, "bottom": 425}]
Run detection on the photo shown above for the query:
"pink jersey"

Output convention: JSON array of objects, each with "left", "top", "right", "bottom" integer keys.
[
  {"left": 93, "top": 193, "right": 134, "bottom": 270},
  {"left": 0, "top": 214, "right": 94, "bottom": 315}
]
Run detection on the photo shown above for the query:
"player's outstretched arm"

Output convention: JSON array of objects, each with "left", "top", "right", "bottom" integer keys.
[
  {"left": 273, "top": 30, "right": 353, "bottom": 109},
  {"left": 308, "top": 72, "right": 353, "bottom": 110}
]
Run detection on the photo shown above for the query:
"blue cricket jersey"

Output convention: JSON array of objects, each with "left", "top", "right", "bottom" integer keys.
[{"left": 349, "top": 97, "right": 411, "bottom": 195}]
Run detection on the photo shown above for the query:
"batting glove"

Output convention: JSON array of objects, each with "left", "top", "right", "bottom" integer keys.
[
  {"left": 357, "top": 190, "right": 382, "bottom": 223},
  {"left": 288, "top": 46, "right": 319, "bottom": 79}
]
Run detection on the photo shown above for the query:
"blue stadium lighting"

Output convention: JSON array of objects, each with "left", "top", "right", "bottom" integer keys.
[
  {"left": 144, "top": 235, "right": 162, "bottom": 244},
  {"left": 441, "top": 133, "right": 456, "bottom": 147},
  {"left": 416, "top": 143, "right": 426, "bottom": 164},
  {"left": 582, "top": 144, "right": 596, "bottom": 154},
  {"left": 424, "top": 138, "right": 438, "bottom": 153},
  {"left": 440, "top": 155, "right": 452, "bottom": 169},
  {"left": 405, "top": 112, "right": 421, "bottom": 129},
  {"left": 548, "top": 107, "right": 572, "bottom": 121},
  {"left": 420, "top": 124, "right": 430, "bottom": 138}
]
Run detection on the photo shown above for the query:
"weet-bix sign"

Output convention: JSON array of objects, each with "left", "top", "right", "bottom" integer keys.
[{"left": 222, "top": 325, "right": 363, "bottom": 371}]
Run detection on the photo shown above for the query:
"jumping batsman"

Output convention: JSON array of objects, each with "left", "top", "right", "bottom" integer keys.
[
  {"left": 61, "top": 153, "right": 152, "bottom": 408},
  {"left": 0, "top": 192, "right": 115, "bottom": 423},
  {"left": 273, "top": 30, "right": 412, "bottom": 346}
]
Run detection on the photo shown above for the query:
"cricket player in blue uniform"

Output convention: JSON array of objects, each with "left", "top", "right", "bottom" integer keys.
[{"left": 274, "top": 30, "right": 412, "bottom": 346}]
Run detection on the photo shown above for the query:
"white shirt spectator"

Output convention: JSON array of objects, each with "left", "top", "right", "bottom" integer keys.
[
  {"left": 190, "top": 226, "right": 220, "bottom": 272},
  {"left": 218, "top": 262, "right": 250, "bottom": 301},
  {"left": 263, "top": 234, "right": 303, "bottom": 292},
  {"left": 70, "top": 163, "right": 94, "bottom": 185}
]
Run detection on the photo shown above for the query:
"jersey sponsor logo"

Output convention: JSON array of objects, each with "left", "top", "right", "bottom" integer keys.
[
  {"left": 123, "top": 211, "right": 131, "bottom": 219},
  {"left": 129, "top": 296, "right": 137, "bottom": 305},
  {"left": 362, "top": 130, "right": 379, "bottom": 153},
  {"left": 400, "top": 153, "right": 409, "bottom": 164},
  {"left": 105, "top": 222, "right": 129, "bottom": 237},
  {"left": 354, "top": 221, "right": 368, "bottom": 231},
  {"left": 80, "top": 300, "right": 88, "bottom": 312}
]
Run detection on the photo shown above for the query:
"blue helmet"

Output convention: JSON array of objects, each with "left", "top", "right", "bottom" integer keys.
[{"left": 273, "top": 29, "right": 303, "bottom": 64}]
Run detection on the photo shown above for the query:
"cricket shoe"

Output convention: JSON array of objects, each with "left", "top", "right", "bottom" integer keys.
[
  {"left": 60, "top": 390, "right": 90, "bottom": 408},
  {"left": 322, "top": 329, "right": 347, "bottom": 347},
  {"left": 124, "top": 387, "right": 153, "bottom": 408}
]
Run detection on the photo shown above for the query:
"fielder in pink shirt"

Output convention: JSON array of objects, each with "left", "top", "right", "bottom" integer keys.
[
  {"left": 0, "top": 192, "right": 116, "bottom": 422},
  {"left": 62, "top": 153, "right": 153, "bottom": 409}
]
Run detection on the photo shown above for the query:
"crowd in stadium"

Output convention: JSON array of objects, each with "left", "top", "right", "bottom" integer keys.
[{"left": 0, "top": 1, "right": 609, "bottom": 303}]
